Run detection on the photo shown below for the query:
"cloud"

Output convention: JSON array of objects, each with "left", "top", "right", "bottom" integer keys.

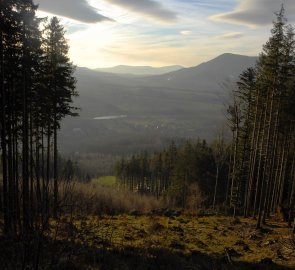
[
  {"left": 217, "top": 32, "right": 244, "bottom": 39},
  {"left": 210, "top": 0, "right": 295, "bottom": 27},
  {"left": 103, "top": 0, "right": 177, "bottom": 22},
  {"left": 36, "top": 0, "right": 113, "bottom": 23},
  {"left": 180, "top": 30, "right": 193, "bottom": 36},
  {"left": 65, "top": 24, "right": 89, "bottom": 34}
]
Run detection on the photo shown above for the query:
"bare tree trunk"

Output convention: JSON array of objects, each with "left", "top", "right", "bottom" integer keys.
[
  {"left": 274, "top": 141, "right": 286, "bottom": 208},
  {"left": 252, "top": 105, "right": 265, "bottom": 218},
  {"left": 22, "top": 33, "right": 30, "bottom": 236},
  {"left": 7, "top": 103, "right": 15, "bottom": 236},
  {"left": 41, "top": 127, "right": 45, "bottom": 219},
  {"left": 245, "top": 96, "right": 261, "bottom": 216},
  {"left": 278, "top": 139, "right": 289, "bottom": 206},
  {"left": 256, "top": 90, "right": 271, "bottom": 228},
  {"left": 0, "top": 31, "right": 10, "bottom": 235},
  {"left": 35, "top": 128, "right": 41, "bottom": 215},
  {"left": 265, "top": 103, "right": 281, "bottom": 218},
  {"left": 288, "top": 169, "right": 295, "bottom": 228},
  {"left": 46, "top": 123, "right": 51, "bottom": 218},
  {"left": 213, "top": 166, "right": 219, "bottom": 209},
  {"left": 225, "top": 141, "right": 233, "bottom": 206},
  {"left": 29, "top": 112, "right": 35, "bottom": 228},
  {"left": 14, "top": 126, "right": 21, "bottom": 234},
  {"left": 270, "top": 148, "right": 282, "bottom": 212},
  {"left": 53, "top": 118, "right": 58, "bottom": 218},
  {"left": 230, "top": 125, "right": 239, "bottom": 212},
  {"left": 260, "top": 92, "right": 275, "bottom": 225}
]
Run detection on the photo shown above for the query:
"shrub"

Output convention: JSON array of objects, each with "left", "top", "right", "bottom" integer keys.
[{"left": 59, "top": 181, "right": 164, "bottom": 216}]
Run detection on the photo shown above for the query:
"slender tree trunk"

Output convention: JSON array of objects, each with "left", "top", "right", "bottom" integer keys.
[
  {"left": 29, "top": 112, "right": 34, "bottom": 227},
  {"left": 256, "top": 90, "right": 271, "bottom": 228},
  {"left": 270, "top": 147, "right": 282, "bottom": 212},
  {"left": 7, "top": 104, "right": 15, "bottom": 236},
  {"left": 35, "top": 129, "right": 41, "bottom": 215},
  {"left": 265, "top": 103, "right": 281, "bottom": 217},
  {"left": 22, "top": 63, "right": 30, "bottom": 236},
  {"left": 41, "top": 127, "right": 45, "bottom": 215},
  {"left": 53, "top": 118, "right": 58, "bottom": 218},
  {"left": 46, "top": 122, "right": 51, "bottom": 218},
  {"left": 273, "top": 140, "right": 286, "bottom": 208},
  {"left": 226, "top": 142, "right": 233, "bottom": 206},
  {"left": 245, "top": 94, "right": 261, "bottom": 216},
  {"left": 261, "top": 91, "right": 275, "bottom": 225},
  {"left": 230, "top": 125, "right": 239, "bottom": 212},
  {"left": 14, "top": 126, "right": 21, "bottom": 234},
  {"left": 252, "top": 105, "right": 265, "bottom": 218},
  {"left": 288, "top": 170, "right": 295, "bottom": 228},
  {"left": 213, "top": 166, "right": 219, "bottom": 209},
  {"left": 0, "top": 31, "right": 10, "bottom": 235},
  {"left": 278, "top": 138, "right": 289, "bottom": 206}
]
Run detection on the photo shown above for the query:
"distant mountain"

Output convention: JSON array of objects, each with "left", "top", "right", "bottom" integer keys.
[
  {"left": 59, "top": 53, "right": 257, "bottom": 154},
  {"left": 95, "top": 65, "right": 184, "bottom": 76},
  {"left": 143, "top": 53, "right": 257, "bottom": 91}
]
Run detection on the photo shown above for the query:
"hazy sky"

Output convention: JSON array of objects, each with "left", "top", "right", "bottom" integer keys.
[{"left": 36, "top": 0, "right": 295, "bottom": 68}]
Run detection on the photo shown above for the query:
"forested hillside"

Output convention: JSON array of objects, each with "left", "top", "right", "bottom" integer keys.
[
  {"left": 0, "top": 1, "right": 295, "bottom": 270},
  {"left": 59, "top": 54, "right": 257, "bottom": 154},
  {"left": 116, "top": 140, "right": 228, "bottom": 209},
  {"left": 116, "top": 8, "right": 295, "bottom": 232}
]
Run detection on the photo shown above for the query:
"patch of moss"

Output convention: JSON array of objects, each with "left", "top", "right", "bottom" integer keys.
[{"left": 48, "top": 215, "right": 295, "bottom": 268}]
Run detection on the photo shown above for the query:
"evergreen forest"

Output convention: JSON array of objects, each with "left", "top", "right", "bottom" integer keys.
[{"left": 0, "top": 2, "right": 295, "bottom": 270}]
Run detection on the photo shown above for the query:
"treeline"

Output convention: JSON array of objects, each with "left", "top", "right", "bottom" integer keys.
[
  {"left": 227, "top": 8, "right": 295, "bottom": 230},
  {"left": 116, "top": 140, "right": 229, "bottom": 208},
  {"left": 66, "top": 153, "right": 121, "bottom": 180},
  {"left": 0, "top": 1, "right": 77, "bottom": 238},
  {"left": 116, "top": 9, "right": 295, "bottom": 231}
]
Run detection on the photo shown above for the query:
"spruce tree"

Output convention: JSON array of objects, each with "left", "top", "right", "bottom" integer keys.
[{"left": 42, "top": 16, "right": 77, "bottom": 217}]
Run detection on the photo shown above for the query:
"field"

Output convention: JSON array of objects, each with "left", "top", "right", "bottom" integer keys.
[
  {"left": 91, "top": 176, "right": 117, "bottom": 186},
  {"left": 41, "top": 214, "right": 295, "bottom": 270}
]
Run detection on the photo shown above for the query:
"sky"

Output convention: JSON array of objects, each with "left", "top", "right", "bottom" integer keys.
[{"left": 35, "top": 0, "right": 295, "bottom": 68}]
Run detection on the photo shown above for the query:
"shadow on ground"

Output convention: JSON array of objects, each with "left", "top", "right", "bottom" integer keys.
[{"left": 0, "top": 235, "right": 290, "bottom": 270}]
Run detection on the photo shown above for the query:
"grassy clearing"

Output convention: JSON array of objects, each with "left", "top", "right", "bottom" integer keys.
[
  {"left": 54, "top": 182, "right": 294, "bottom": 269},
  {"left": 52, "top": 215, "right": 295, "bottom": 269},
  {"left": 91, "top": 176, "right": 117, "bottom": 186}
]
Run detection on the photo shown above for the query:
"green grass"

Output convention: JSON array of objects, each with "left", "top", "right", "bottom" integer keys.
[
  {"left": 53, "top": 215, "right": 295, "bottom": 269},
  {"left": 91, "top": 176, "right": 117, "bottom": 186}
]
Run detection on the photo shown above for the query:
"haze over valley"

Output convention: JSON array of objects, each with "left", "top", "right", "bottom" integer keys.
[
  {"left": 2, "top": 1, "right": 295, "bottom": 269},
  {"left": 60, "top": 53, "right": 257, "bottom": 154}
]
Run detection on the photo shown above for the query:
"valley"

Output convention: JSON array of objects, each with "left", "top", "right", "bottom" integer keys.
[{"left": 59, "top": 53, "right": 257, "bottom": 154}]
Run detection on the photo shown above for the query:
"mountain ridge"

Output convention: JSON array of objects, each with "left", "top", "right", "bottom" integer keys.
[
  {"left": 59, "top": 53, "right": 258, "bottom": 154},
  {"left": 142, "top": 53, "right": 258, "bottom": 90},
  {"left": 94, "top": 65, "right": 184, "bottom": 76}
]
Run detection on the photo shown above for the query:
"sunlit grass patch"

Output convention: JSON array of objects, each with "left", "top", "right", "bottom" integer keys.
[
  {"left": 47, "top": 213, "right": 295, "bottom": 269},
  {"left": 91, "top": 176, "right": 117, "bottom": 186}
]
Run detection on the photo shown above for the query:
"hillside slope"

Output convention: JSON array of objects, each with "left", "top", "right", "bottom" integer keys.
[
  {"left": 59, "top": 54, "right": 257, "bottom": 154},
  {"left": 95, "top": 65, "right": 184, "bottom": 76}
]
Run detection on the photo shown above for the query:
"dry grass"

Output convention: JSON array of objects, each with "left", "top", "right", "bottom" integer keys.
[
  {"left": 58, "top": 181, "right": 164, "bottom": 216},
  {"left": 49, "top": 214, "right": 295, "bottom": 269}
]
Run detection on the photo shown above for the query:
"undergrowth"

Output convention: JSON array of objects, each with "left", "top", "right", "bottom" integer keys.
[{"left": 59, "top": 181, "right": 164, "bottom": 216}]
